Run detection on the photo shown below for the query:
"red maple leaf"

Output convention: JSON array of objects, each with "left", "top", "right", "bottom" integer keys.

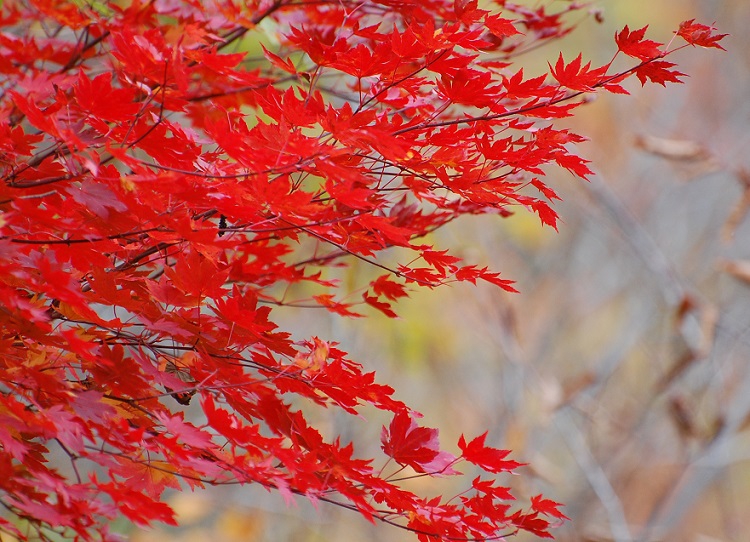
[
  {"left": 677, "top": 19, "right": 728, "bottom": 50},
  {"left": 549, "top": 53, "right": 607, "bottom": 91},
  {"left": 458, "top": 432, "right": 524, "bottom": 473},
  {"left": 636, "top": 60, "right": 686, "bottom": 86},
  {"left": 531, "top": 178, "right": 561, "bottom": 201},
  {"left": 485, "top": 13, "right": 522, "bottom": 39},
  {"left": 615, "top": 25, "right": 663, "bottom": 60},
  {"left": 370, "top": 274, "right": 409, "bottom": 301},
  {"left": 530, "top": 494, "right": 570, "bottom": 521},
  {"left": 362, "top": 292, "right": 398, "bottom": 318},
  {"left": 382, "top": 411, "right": 457, "bottom": 474}
]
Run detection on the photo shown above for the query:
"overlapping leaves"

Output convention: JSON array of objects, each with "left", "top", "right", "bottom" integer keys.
[{"left": 0, "top": 0, "right": 724, "bottom": 540}]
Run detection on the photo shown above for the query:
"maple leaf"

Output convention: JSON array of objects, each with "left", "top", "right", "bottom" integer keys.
[
  {"left": 530, "top": 494, "right": 570, "bottom": 521},
  {"left": 458, "top": 432, "right": 524, "bottom": 473},
  {"left": 476, "top": 268, "right": 519, "bottom": 293},
  {"left": 382, "top": 411, "right": 458, "bottom": 474},
  {"left": 502, "top": 70, "right": 551, "bottom": 100},
  {"left": 453, "top": 265, "right": 519, "bottom": 293},
  {"left": 548, "top": 53, "right": 607, "bottom": 91},
  {"left": 509, "top": 510, "right": 554, "bottom": 539},
  {"left": 422, "top": 249, "right": 461, "bottom": 273},
  {"left": 454, "top": 0, "right": 485, "bottom": 25},
  {"left": 66, "top": 180, "right": 128, "bottom": 219},
  {"left": 363, "top": 292, "right": 398, "bottom": 318},
  {"left": 438, "top": 69, "right": 502, "bottom": 108},
  {"left": 9, "top": 90, "right": 63, "bottom": 138},
  {"left": 677, "top": 19, "right": 728, "bottom": 50},
  {"left": 512, "top": 196, "right": 560, "bottom": 230},
  {"left": 485, "top": 14, "right": 522, "bottom": 39},
  {"left": 261, "top": 44, "right": 298, "bottom": 75},
  {"left": 116, "top": 459, "right": 182, "bottom": 500},
  {"left": 615, "top": 25, "right": 663, "bottom": 61},
  {"left": 74, "top": 72, "right": 139, "bottom": 122},
  {"left": 314, "top": 294, "right": 364, "bottom": 318},
  {"left": 554, "top": 150, "right": 593, "bottom": 179},
  {"left": 636, "top": 60, "right": 686, "bottom": 86},
  {"left": 531, "top": 178, "right": 561, "bottom": 201},
  {"left": 471, "top": 476, "right": 515, "bottom": 501},
  {"left": 97, "top": 480, "right": 178, "bottom": 527},
  {"left": 370, "top": 274, "right": 409, "bottom": 301}
]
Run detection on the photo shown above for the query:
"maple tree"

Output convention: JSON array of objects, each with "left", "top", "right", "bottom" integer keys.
[{"left": 0, "top": 0, "right": 725, "bottom": 540}]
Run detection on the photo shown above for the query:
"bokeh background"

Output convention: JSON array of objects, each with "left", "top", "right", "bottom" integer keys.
[{"left": 133, "top": 1, "right": 750, "bottom": 541}]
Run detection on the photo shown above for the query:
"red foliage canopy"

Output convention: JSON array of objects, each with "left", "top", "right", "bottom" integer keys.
[{"left": 0, "top": 0, "right": 724, "bottom": 540}]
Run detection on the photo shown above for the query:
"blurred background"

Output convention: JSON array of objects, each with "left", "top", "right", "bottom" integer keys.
[{"left": 134, "top": 1, "right": 750, "bottom": 541}]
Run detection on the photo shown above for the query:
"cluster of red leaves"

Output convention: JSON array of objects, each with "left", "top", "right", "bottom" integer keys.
[{"left": 0, "top": 0, "right": 724, "bottom": 540}]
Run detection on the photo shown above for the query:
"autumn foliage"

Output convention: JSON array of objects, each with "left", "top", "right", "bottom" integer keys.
[{"left": 0, "top": 0, "right": 725, "bottom": 540}]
